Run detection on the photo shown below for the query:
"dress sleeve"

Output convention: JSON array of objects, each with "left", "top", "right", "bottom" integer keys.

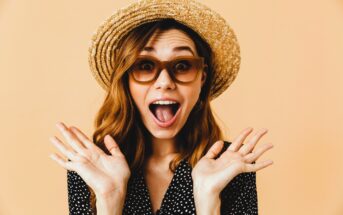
[
  {"left": 67, "top": 170, "right": 94, "bottom": 215},
  {"left": 219, "top": 141, "right": 258, "bottom": 214}
]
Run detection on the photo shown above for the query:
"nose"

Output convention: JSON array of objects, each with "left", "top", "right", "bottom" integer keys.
[{"left": 153, "top": 68, "right": 176, "bottom": 90}]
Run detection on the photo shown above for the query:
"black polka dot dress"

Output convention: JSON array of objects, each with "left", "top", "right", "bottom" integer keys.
[{"left": 67, "top": 141, "right": 258, "bottom": 214}]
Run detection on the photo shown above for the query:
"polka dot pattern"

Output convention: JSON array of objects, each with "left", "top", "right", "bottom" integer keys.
[
  {"left": 67, "top": 170, "right": 93, "bottom": 214},
  {"left": 67, "top": 141, "right": 258, "bottom": 214}
]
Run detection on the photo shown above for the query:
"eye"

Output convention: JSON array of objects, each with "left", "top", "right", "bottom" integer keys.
[
  {"left": 174, "top": 60, "right": 191, "bottom": 71},
  {"left": 138, "top": 60, "right": 155, "bottom": 71}
]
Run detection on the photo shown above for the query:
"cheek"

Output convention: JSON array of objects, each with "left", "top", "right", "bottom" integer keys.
[
  {"left": 129, "top": 78, "right": 146, "bottom": 112},
  {"left": 183, "top": 81, "right": 202, "bottom": 109}
]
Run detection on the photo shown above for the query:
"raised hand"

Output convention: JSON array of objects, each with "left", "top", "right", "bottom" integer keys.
[
  {"left": 192, "top": 127, "right": 274, "bottom": 196},
  {"left": 49, "top": 122, "right": 131, "bottom": 197}
]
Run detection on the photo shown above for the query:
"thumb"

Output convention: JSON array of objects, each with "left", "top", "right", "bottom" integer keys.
[
  {"left": 104, "top": 134, "right": 122, "bottom": 156},
  {"left": 204, "top": 140, "right": 224, "bottom": 159}
]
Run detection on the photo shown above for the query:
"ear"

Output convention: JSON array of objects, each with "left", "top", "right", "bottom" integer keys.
[{"left": 201, "top": 70, "right": 207, "bottom": 87}]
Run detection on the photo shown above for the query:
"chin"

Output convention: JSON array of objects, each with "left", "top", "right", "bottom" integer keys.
[{"left": 148, "top": 129, "right": 180, "bottom": 140}]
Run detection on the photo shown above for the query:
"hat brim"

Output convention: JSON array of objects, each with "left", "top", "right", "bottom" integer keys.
[{"left": 88, "top": 0, "right": 240, "bottom": 100}]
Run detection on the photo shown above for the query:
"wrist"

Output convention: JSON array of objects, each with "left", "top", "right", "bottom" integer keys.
[
  {"left": 96, "top": 191, "right": 126, "bottom": 215},
  {"left": 194, "top": 193, "right": 221, "bottom": 215},
  {"left": 94, "top": 180, "right": 128, "bottom": 198},
  {"left": 193, "top": 178, "right": 220, "bottom": 197},
  {"left": 96, "top": 184, "right": 127, "bottom": 198},
  {"left": 96, "top": 188, "right": 126, "bottom": 201},
  {"left": 193, "top": 182, "right": 221, "bottom": 215}
]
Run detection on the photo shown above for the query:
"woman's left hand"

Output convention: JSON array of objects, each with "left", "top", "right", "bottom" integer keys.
[{"left": 192, "top": 127, "right": 274, "bottom": 196}]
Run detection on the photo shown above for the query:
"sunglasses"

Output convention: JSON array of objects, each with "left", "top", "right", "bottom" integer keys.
[{"left": 128, "top": 55, "right": 207, "bottom": 84}]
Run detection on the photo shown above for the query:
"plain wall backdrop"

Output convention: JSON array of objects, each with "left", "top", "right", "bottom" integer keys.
[{"left": 1, "top": 0, "right": 342, "bottom": 214}]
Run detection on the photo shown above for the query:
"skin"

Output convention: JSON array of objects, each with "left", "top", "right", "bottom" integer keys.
[
  {"left": 49, "top": 28, "right": 274, "bottom": 215},
  {"left": 128, "top": 28, "right": 207, "bottom": 158},
  {"left": 50, "top": 123, "right": 130, "bottom": 215},
  {"left": 128, "top": 29, "right": 207, "bottom": 212},
  {"left": 192, "top": 128, "right": 274, "bottom": 214}
]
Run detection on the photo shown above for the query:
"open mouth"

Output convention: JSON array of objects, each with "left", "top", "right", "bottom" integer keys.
[{"left": 149, "top": 102, "right": 181, "bottom": 123}]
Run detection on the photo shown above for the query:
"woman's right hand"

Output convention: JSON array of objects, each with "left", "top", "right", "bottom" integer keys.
[{"left": 49, "top": 121, "right": 131, "bottom": 197}]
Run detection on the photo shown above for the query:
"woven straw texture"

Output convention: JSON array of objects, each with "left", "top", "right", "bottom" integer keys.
[{"left": 88, "top": 0, "right": 241, "bottom": 100}]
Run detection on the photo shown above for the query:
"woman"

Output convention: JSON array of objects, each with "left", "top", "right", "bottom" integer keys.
[{"left": 49, "top": 1, "right": 274, "bottom": 214}]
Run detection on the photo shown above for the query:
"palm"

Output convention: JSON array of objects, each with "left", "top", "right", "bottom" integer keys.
[
  {"left": 192, "top": 127, "right": 274, "bottom": 195},
  {"left": 192, "top": 150, "right": 247, "bottom": 194},
  {"left": 50, "top": 122, "right": 131, "bottom": 196},
  {"left": 72, "top": 150, "right": 130, "bottom": 195}
]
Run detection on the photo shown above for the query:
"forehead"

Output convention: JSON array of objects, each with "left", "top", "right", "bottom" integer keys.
[{"left": 141, "top": 28, "right": 197, "bottom": 56}]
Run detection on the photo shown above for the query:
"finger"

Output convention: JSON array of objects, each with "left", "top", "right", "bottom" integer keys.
[
  {"left": 56, "top": 122, "right": 86, "bottom": 155},
  {"left": 244, "top": 159, "right": 274, "bottom": 172},
  {"left": 239, "top": 128, "right": 268, "bottom": 155},
  {"left": 104, "top": 134, "right": 123, "bottom": 156},
  {"left": 244, "top": 143, "right": 274, "bottom": 163},
  {"left": 69, "top": 126, "right": 104, "bottom": 155},
  {"left": 49, "top": 153, "right": 74, "bottom": 171},
  {"left": 204, "top": 140, "right": 224, "bottom": 159},
  {"left": 50, "top": 136, "right": 77, "bottom": 161},
  {"left": 228, "top": 127, "right": 253, "bottom": 152}
]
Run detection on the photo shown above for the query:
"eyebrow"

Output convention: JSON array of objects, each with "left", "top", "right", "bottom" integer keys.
[{"left": 142, "top": 46, "right": 195, "bottom": 56}]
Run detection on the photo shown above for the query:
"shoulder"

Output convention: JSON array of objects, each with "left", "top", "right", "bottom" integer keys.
[{"left": 67, "top": 170, "right": 93, "bottom": 214}]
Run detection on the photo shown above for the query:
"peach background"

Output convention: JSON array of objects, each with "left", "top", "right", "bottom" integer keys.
[{"left": 1, "top": 0, "right": 342, "bottom": 214}]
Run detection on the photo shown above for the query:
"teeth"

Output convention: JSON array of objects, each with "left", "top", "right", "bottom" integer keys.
[{"left": 152, "top": 100, "right": 178, "bottom": 105}]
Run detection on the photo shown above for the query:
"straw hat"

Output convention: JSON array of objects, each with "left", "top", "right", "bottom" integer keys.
[{"left": 88, "top": 0, "right": 241, "bottom": 100}]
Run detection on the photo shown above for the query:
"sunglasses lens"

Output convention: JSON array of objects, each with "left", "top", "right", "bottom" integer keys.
[
  {"left": 172, "top": 59, "right": 199, "bottom": 82},
  {"left": 131, "top": 58, "right": 157, "bottom": 82}
]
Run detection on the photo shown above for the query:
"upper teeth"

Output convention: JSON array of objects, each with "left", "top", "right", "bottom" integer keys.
[{"left": 152, "top": 100, "right": 177, "bottom": 105}]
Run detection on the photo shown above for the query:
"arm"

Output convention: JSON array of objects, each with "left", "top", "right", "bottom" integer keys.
[
  {"left": 217, "top": 141, "right": 258, "bottom": 214},
  {"left": 192, "top": 133, "right": 266, "bottom": 215},
  {"left": 218, "top": 141, "right": 258, "bottom": 213},
  {"left": 193, "top": 188, "right": 221, "bottom": 215},
  {"left": 193, "top": 170, "right": 258, "bottom": 215},
  {"left": 220, "top": 171, "right": 258, "bottom": 214},
  {"left": 51, "top": 123, "right": 131, "bottom": 215},
  {"left": 67, "top": 170, "right": 127, "bottom": 215},
  {"left": 95, "top": 185, "right": 127, "bottom": 215},
  {"left": 193, "top": 141, "right": 252, "bottom": 215}
]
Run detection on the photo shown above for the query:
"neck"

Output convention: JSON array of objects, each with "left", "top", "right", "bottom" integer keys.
[
  {"left": 144, "top": 137, "right": 179, "bottom": 174},
  {"left": 150, "top": 137, "right": 178, "bottom": 159}
]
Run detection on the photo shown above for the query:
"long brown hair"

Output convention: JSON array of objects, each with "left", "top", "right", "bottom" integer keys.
[{"left": 89, "top": 18, "right": 224, "bottom": 213}]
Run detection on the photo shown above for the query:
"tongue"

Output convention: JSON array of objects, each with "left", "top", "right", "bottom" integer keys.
[{"left": 155, "top": 105, "right": 174, "bottom": 122}]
